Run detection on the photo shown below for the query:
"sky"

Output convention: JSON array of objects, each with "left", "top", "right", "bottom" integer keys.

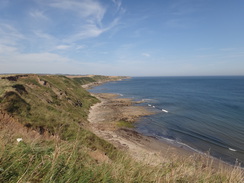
[{"left": 0, "top": 0, "right": 244, "bottom": 76}]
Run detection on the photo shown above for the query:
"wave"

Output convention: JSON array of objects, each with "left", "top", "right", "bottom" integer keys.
[
  {"left": 146, "top": 104, "right": 169, "bottom": 113},
  {"left": 170, "top": 128, "right": 244, "bottom": 154},
  {"left": 229, "top": 148, "right": 237, "bottom": 152},
  {"left": 147, "top": 132, "right": 204, "bottom": 154},
  {"left": 162, "top": 109, "right": 168, "bottom": 113},
  {"left": 142, "top": 98, "right": 156, "bottom": 102}
]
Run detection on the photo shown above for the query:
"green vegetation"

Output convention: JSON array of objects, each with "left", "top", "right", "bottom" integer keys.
[
  {"left": 73, "top": 75, "right": 128, "bottom": 85},
  {"left": 73, "top": 77, "right": 96, "bottom": 85},
  {"left": 116, "top": 120, "right": 135, "bottom": 128},
  {"left": 0, "top": 74, "right": 243, "bottom": 182},
  {"left": 0, "top": 75, "right": 99, "bottom": 138}
]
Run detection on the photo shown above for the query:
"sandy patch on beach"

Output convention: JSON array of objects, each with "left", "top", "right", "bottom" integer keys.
[{"left": 88, "top": 93, "right": 194, "bottom": 165}]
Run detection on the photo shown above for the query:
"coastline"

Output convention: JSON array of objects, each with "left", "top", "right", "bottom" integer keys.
[
  {"left": 87, "top": 92, "right": 198, "bottom": 165},
  {"left": 82, "top": 77, "right": 130, "bottom": 89},
  {"left": 86, "top": 85, "right": 241, "bottom": 170}
]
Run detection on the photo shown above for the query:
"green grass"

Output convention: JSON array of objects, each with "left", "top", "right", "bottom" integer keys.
[
  {"left": 0, "top": 132, "right": 117, "bottom": 183},
  {"left": 73, "top": 75, "right": 129, "bottom": 85},
  {"left": 116, "top": 120, "right": 135, "bottom": 128},
  {"left": 0, "top": 75, "right": 99, "bottom": 138},
  {"left": 1, "top": 132, "right": 243, "bottom": 183},
  {"left": 73, "top": 77, "right": 96, "bottom": 85},
  {"left": 0, "top": 74, "right": 243, "bottom": 182}
]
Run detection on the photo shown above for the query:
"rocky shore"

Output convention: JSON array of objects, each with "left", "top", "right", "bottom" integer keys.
[{"left": 88, "top": 93, "right": 196, "bottom": 165}]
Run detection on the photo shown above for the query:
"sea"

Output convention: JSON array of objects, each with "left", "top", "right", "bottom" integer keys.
[{"left": 89, "top": 76, "right": 244, "bottom": 166}]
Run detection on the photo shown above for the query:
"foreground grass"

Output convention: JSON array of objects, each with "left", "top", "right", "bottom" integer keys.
[
  {"left": 0, "top": 74, "right": 243, "bottom": 182},
  {"left": 1, "top": 128, "right": 243, "bottom": 183}
]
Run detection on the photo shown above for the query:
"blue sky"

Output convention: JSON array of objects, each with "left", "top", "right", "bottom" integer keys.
[{"left": 0, "top": 0, "right": 244, "bottom": 76}]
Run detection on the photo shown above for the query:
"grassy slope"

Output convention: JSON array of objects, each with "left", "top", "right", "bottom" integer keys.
[
  {"left": 0, "top": 74, "right": 243, "bottom": 183},
  {"left": 72, "top": 75, "right": 129, "bottom": 85}
]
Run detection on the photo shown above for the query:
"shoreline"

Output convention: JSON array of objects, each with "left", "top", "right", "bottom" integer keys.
[
  {"left": 85, "top": 77, "right": 244, "bottom": 169},
  {"left": 88, "top": 92, "right": 202, "bottom": 165},
  {"left": 87, "top": 91, "right": 241, "bottom": 170},
  {"left": 81, "top": 76, "right": 131, "bottom": 90}
]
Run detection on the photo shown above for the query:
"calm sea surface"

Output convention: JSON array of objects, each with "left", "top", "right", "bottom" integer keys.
[{"left": 90, "top": 76, "right": 244, "bottom": 165}]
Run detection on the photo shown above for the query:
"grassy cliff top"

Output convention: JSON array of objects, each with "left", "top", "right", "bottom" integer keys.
[{"left": 0, "top": 74, "right": 99, "bottom": 138}]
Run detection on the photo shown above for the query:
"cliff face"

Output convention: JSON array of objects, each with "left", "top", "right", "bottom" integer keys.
[
  {"left": 0, "top": 74, "right": 121, "bottom": 182},
  {"left": 0, "top": 74, "right": 99, "bottom": 138}
]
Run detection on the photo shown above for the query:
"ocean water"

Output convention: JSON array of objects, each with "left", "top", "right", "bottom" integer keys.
[{"left": 90, "top": 76, "right": 244, "bottom": 165}]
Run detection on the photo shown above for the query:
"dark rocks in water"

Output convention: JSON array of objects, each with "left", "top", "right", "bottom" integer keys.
[{"left": 12, "top": 84, "right": 28, "bottom": 95}]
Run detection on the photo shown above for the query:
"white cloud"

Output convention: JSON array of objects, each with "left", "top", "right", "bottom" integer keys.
[
  {"left": 0, "top": 23, "right": 25, "bottom": 45},
  {"left": 0, "top": 0, "right": 126, "bottom": 74},
  {"left": 76, "top": 45, "right": 86, "bottom": 50},
  {"left": 0, "top": 51, "right": 77, "bottom": 74},
  {"left": 49, "top": 0, "right": 106, "bottom": 24},
  {"left": 0, "top": 50, "right": 122, "bottom": 75},
  {"left": 111, "top": 0, "right": 122, "bottom": 12},
  {"left": 47, "top": 0, "right": 122, "bottom": 42},
  {"left": 0, "top": 44, "right": 18, "bottom": 55},
  {"left": 142, "top": 53, "right": 150, "bottom": 57},
  {"left": 1, "top": 52, "right": 71, "bottom": 64},
  {"left": 66, "top": 17, "right": 120, "bottom": 42},
  {"left": 30, "top": 10, "right": 49, "bottom": 20},
  {"left": 56, "top": 45, "right": 71, "bottom": 50},
  {"left": 20, "top": 0, "right": 125, "bottom": 48},
  {"left": 17, "top": 52, "right": 72, "bottom": 63},
  {"left": 33, "top": 30, "right": 55, "bottom": 40},
  {"left": 75, "top": 24, "right": 104, "bottom": 39},
  {"left": 219, "top": 48, "right": 236, "bottom": 52},
  {"left": 112, "top": 0, "right": 121, "bottom": 7}
]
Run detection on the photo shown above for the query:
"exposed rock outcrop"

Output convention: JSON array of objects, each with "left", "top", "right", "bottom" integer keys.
[
  {"left": 1, "top": 75, "right": 29, "bottom": 81},
  {"left": 12, "top": 84, "right": 28, "bottom": 95}
]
